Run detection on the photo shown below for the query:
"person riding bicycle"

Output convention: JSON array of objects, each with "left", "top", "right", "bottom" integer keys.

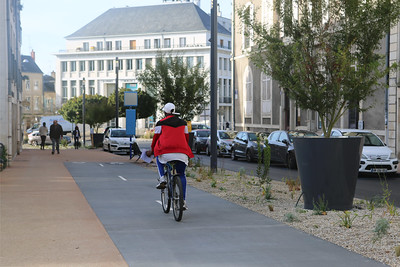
[{"left": 146, "top": 103, "right": 194, "bottom": 209}]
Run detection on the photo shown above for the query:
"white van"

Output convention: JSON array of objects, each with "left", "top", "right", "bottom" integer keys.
[{"left": 40, "top": 115, "right": 73, "bottom": 134}]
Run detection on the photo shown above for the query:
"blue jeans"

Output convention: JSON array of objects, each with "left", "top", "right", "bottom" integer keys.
[
  {"left": 51, "top": 138, "right": 60, "bottom": 153},
  {"left": 156, "top": 157, "right": 187, "bottom": 200}
]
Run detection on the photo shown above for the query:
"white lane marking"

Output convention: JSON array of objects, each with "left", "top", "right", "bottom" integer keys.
[
  {"left": 156, "top": 200, "right": 162, "bottom": 205},
  {"left": 99, "top": 164, "right": 104, "bottom": 167},
  {"left": 118, "top": 176, "right": 127, "bottom": 181}
]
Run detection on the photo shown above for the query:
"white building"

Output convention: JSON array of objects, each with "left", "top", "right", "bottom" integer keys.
[
  {"left": 0, "top": 0, "right": 23, "bottom": 163},
  {"left": 55, "top": 2, "right": 232, "bottom": 131}
]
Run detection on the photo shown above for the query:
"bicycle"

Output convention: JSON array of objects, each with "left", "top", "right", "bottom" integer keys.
[{"left": 160, "top": 160, "right": 184, "bottom": 221}]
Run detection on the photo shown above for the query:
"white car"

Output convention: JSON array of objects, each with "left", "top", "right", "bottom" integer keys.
[
  {"left": 330, "top": 129, "right": 398, "bottom": 174},
  {"left": 103, "top": 128, "right": 135, "bottom": 153},
  {"left": 28, "top": 130, "right": 51, "bottom": 145}
]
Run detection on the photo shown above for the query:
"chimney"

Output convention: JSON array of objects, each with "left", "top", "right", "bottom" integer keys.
[{"left": 31, "top": 49, "right": 35, "bottom": 61}]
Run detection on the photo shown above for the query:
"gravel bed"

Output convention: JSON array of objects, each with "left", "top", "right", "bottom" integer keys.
[{"left": 139, "top": 161, "right": 400, "bottom": 266}]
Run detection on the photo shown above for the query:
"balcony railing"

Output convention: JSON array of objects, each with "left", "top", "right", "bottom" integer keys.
[{"left": 219, "top": 96, "right": 232, "bottom": 104}]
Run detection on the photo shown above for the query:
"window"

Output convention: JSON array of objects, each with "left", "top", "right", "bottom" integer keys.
[
  {"left": 25, "top": 79, "right": 30, "bottom": 90},
  {"left": 164, "top": 38, "right": 171, "bottom": 48},
  {"left": 154, "top": 39, "right": 160, "bottom": 48},
  {"left": 107, "top": 60, "right": 113, "bottom": 71},
  {"left": 219, "top": 57, "right": 222, "bottom": 70},
  {"left": 89, "top": 80, "right": 95, "bottom": 95},
  {"left": 115, "top": 40, "right": 122, "bottom": 50},
  {"left": 144, "top": 39, "right": 151, "bottom": 49},
  {"left": 136, "top": 59, "right": 143, "bottom": 70},
  {"left": 79, "top": 61, "right": 85, "bottom": 71},
  {"left": 229, "top": 59, "right": 232, "bottom": 72},
  {"left": 70, "top": 61, "right": 76, "bottom": 72},
  {"left": 187, "top": 56, "right": 194, "bottom": 68},
  {"left": 243, "top": 4, "right": 254, "bottom": 49},
  {"left": 261, "top": 73, "right": 272, "bottom": 115},
  {"left": 126, "top": 59, "right": 133, "bottom": 70},
  {"left": 145, "top": 58, "right": 152, "bottom": 68},
  {"left": 117, "top": 59, "right": 123, "bottom": 70},
  {"left": 106, "top": 41, "right": 112, "bottom": 50},
  {"left": 98, "top": 60, "right": 104, "bottom": 71},
  {"left": 244, "top": 66, "right": 253, "bottom": 116},
  {"left": 34, "top": 81, "right": 39, "bottom": 90},
  {"left": 25, "top": 97, "right": 30, "bottom": 111},
  {"left": 130, "top": 40, "right": 136, "bottom": 50},
  {"left": 197, "top": 56, "right": 204, "bottom": 68},
  {"left": 83, "top": 42, "right": 89, "bottom": 51},
  {"left": 88, "top": 60, "right": 95, "bottom": 71},
  {"left": 220, "top": 39, "right": 224, "bottom": 48},
  {"left": 71, "top": 81, "right": 76, "bottom": 97},
  {"left": 179, "top": 37, "right": 186, "bottom": 47},
  {"left": 62, "top": 81, "right": 68, "bottom": 103},
  {"left": 228, "top": 41, "right": 231, "bottom": 49},
  {"left": 97, "top": 41, "right": 103, "bottom": 51},
  {"left": 61, "top": 61, "right": 68, "bottom": 72},
  {"left": 224, "top": 58, "right": 228, "bottom": 70}
]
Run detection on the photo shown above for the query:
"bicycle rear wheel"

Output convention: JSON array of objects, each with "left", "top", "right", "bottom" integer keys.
[
  {"left": 172, "top": 175, "right": 184, "bottom": 221},
  {"left": 161, "top": 173, "right": 171, "bottom": 213}
]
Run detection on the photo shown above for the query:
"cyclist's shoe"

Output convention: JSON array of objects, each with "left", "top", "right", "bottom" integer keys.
[
  {"left": 156, "top": 181, "right": 166, "bottom": 189},
  {"left": 183, "top": 200, "right": 188, "bottom": 211}
]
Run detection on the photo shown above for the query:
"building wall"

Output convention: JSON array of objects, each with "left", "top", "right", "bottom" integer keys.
[
  {"left": 22, "top": 72, "right": 44, "bottom": 129},
  {"left": 389, "top": 22, "right": 399, "bottom": 157},
  {"left": 0, "top": 0, "right": 23, "bottom": 163}
]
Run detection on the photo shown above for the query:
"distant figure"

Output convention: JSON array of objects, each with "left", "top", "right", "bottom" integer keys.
[
  {"left": 49, "top": 120, "right": 63, "bottom": 155},
  {"left": 72, "top": 126, "right": 81, "bottom": 149},
  {"left": 225, "top": 121, "right": 230, "bottom": 130},
  {"left": 38, "top": 122, "right": 48, "bottom": 150}
]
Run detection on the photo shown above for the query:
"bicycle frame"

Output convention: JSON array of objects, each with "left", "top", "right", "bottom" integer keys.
[{"left": 160, "top": 161, "right": 184, "bottom": 221}]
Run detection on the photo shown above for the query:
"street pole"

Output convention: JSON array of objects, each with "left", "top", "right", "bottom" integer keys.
[
  {"left": 82, "top": 77, "right": 86, "bottom": 147},
  {"left": 115, "top": 57, "right": 119, "bottom": 128},
  {"left": 210, "top": 0, "right": 218, "bottom": 172}
]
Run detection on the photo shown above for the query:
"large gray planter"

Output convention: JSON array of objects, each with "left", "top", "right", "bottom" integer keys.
[{"left": 293, "top": 136, "right": 364, "bottom": 210}]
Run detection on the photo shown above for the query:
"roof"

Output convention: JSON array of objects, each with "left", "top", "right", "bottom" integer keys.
[
  {"left": 66, "top": 3, "right": 231, "bottom": 39},
  {"left": 21, "top": 55, "right": 43, "bottom": 74}
]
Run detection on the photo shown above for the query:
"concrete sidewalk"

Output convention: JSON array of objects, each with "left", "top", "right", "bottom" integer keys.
[{"left": 0, "top": 148, "right": 129, "bottom": 266}]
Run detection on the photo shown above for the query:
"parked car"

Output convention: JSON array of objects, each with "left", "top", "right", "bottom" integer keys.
[
  {"left": 191, "top": 129, "right": 210, "bottom": 154},
  {"left": 191, "top": 123, "right": 210, "bottom": 130},
  {"left": 103, "top": 128, "right": 135, "bottom": 154},
  {"left": 28, "top": 131, "right": 71, "bottom": 146},
  {"left": 231, "top": 131, "right": 266, "bottom": 162},
  {"left": 330, "top": 129, "right": 399, "bottom": 174},
  {"left": 267, "top": 130, "right": 318, "bottom": 169},
  {"left": 205, "top": 130, "right": 234, "bottom": 157}
]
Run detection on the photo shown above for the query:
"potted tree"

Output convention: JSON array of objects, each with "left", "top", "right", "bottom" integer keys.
[{"left": 239, "top": 0, "right": 400, "bottom": 210}]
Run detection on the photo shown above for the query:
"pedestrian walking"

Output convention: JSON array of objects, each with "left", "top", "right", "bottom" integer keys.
[
  {"left": 49, "top": 120, "right": 63, "bottom": 155},
  {"left": 38, "top": 122, "right": 48, "bottom": 150},
  {"left": 72, "top": 126, "right": 81, "bottom": 149}
]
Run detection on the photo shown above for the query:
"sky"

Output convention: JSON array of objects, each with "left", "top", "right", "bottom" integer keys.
[{"left": 20, "top": 0, "right": 232, "bottom": 75}]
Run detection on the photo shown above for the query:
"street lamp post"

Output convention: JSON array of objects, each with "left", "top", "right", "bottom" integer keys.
[
  {"left": 115, "top": 57, "right": 119, "bottom": 128},
  {"left": 210, "top": 0, "right": 218, "bottom": 172},
  {"left": 82, "top": 78, "right": 86, "bottom": 147}
]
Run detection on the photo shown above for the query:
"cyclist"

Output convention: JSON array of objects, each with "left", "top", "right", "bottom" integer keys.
[{"left": 146, "top": 103, "right": 194, "bottom": 209}]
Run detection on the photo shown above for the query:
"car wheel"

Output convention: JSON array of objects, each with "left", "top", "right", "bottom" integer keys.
[
  {"left": 206, "top": 146, "right": 210, "bottom": 156},
  {"left": 231, "top": 149, "right": 238, "bottom": 160},
  {"left": 108, "top": 144, "right": 112, "bottom": 153},
  {"left": 287, "top": 153, "right": 297, "bottom": 169},
  {"left": 246, "top": 150, "right": 253, "bottom": 162},
  {"left": 31, "top": 140, "right": 38, "bottom": 146}
]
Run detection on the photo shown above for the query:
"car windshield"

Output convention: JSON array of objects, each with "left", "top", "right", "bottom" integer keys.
[
  {"left": 110, "top": 130, "right": 130, "bottom": 137},
  {"left": 197, "top": 131, "right": 210, "bottom": 137},
  {"left": 219, "top": 132, "right": 231, "bottom": 139},
  {"left": 248, "top": 133, "right": 258, "bottom": 141},
  {"left": 342, "top": 132, "right": 384, "bottom": 146},
  {"left": 288, "top": 131, "right": 317, "bottom": 142}
]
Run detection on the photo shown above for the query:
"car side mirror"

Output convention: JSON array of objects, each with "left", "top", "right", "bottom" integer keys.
[{"left": 282, "top": 139, "right": 289, "bottom": 145}]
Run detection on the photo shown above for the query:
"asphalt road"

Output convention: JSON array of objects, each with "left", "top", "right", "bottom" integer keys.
[{"left": 132, "top": 139, "right": 400, "bottom": 207}]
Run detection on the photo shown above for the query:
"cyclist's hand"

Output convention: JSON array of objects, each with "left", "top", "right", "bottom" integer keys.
[{"left": 146, "top": 150, "right": 153, "bottom": 157}]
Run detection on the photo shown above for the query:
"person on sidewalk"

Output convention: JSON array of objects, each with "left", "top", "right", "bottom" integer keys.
[
  {"left": 72, "top": 126, "right": 81, "bottom": 149},
  {"left": 49, "top": 120, "right": 63, "bottom": 155},
  {"left": 38, "top": 122, "right": 48, "bottom": 150},
  {"left": 146, "top": 103, "right": 194, "bottom": 209}
]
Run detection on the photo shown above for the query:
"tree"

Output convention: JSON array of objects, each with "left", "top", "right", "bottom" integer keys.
[
  {"left": 58, "top": 95, "right": 114, "bottom": 133},
  {"left": 108, "top": 88, "right": 157, "bottom": 119},
  {"left": 137, "top": 54, "right": 210, "bottom": 121},
  {"left": 239, "top": 0, "right": 400, "bottom": 136}
]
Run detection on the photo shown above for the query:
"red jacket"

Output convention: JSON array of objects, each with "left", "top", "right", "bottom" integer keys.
[{"left": 151, "top": 115, "right": 194, "bottom": 158}]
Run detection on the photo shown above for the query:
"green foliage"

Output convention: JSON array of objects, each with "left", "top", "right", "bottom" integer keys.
[
  {"left": 60, "top": 138, "right": 68, "bottom": 148},
  {"left": 0, "top": 145, "right": 8, "bottom": 170},
  {"left": 238, "top": 0, "right": 400, "bottom": 136},
  {"left": 238, "top": 167, "right": 246, "bottom": 178},
  {"left": 338, "top": 211, "right": 358, "bottom": 228},
  {"left": 137, "top": 53, "right": 210, "bottom": 121},
  {"left": 284, "top": 212, "right": 300, "bottom": 223},
  {"left": 313, "top": 195, "right": 328, "bottom": 215},
  {"left": 372, "top": 218, "right": 390, "bottom": 243}
]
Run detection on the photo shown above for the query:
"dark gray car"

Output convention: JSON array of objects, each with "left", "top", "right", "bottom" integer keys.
[{"left": 231, "top": 131, "right": 265, "bottom": 162}]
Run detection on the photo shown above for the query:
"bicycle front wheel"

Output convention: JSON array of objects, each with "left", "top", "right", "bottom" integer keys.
[
  {"left": 161, "top": 174, "right": 171, "bottom": 213},
  {"left": 172, "top": 175, "right": 184, "bottom": 221}
]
